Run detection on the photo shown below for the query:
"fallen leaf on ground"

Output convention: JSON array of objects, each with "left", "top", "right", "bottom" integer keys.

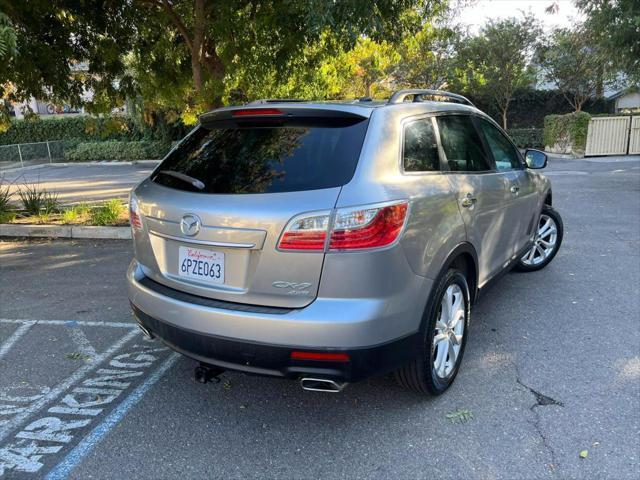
[{"left": 446, "top": 409, "right": 473, "bottom": 424}]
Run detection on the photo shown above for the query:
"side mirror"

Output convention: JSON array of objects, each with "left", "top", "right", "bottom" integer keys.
[{"left": 525, "top": 149, "right": 547, "bottom": 169}]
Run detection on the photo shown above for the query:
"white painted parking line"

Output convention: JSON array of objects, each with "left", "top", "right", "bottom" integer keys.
[
  {"left": 0, "top": 322, "right": 35, "bottom": 361},
  {"left": 0, "top": 319, "right": 135, "bottom": 329},
  {"left": 44, "top": 352, "right": 180, "bottom": 480},
  {"left": 0, "top": 329, "right": 140, "bottom": 443},
  {"left": 67, "top": 326, "right": 98, "bottom": 360}
]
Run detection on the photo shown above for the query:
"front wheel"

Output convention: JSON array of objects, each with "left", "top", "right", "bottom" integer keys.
[
  {"left": 516, "top": 205, "right": 563, "bottom": 272},
  {"left": 395, "top": 268, "right": 470, "bottom": 396}
]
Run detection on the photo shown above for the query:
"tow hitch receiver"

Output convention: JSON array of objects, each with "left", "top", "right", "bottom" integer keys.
[{"left": 194, "top": 363, "right": 225, "bottom": 384}]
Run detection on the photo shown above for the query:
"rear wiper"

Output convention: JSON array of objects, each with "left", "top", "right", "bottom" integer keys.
[{"left": 157, "top": 170, "right": 205, "bottom": 190}]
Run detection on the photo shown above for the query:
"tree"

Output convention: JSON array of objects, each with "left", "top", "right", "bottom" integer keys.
[
  {"left": 0, "top": 11, "right": 16, "bottom": 61},
  {"left": 339, "top": 37, "right": 399, "bottom": 98},
  {"left": 538, "top": 27, "right": 612, "bottom": 111},
  {"left": 575, "top": 0, "right": 640, "bottom": 84},
  {"left": 456, "top": 15, "right": 541, "bottom": 129},
  {"left": 0, "top": 1, "right": 140, "bottom": 109},
  {"left": 0, "top": 0, "right": 444, "bottom": 118},
  {"left": 1, "top": 12, "right": 20, "bottom": 131},
  {"left": 394, "top": 23, "right": 460, "bottom": 90}
]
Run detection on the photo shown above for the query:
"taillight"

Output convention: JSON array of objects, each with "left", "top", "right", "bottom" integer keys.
[
  {"left": 277, "top": 211, "right": 330, "bottom": 251},
  {"left": 129, "top": 194, "right": 143, "bottom": 230},
  {"left": 329, "top": 202, "right": 408, "bottom": 251},
  {"left": 277, "top": 201, "right": 409, "bottom": 252}
]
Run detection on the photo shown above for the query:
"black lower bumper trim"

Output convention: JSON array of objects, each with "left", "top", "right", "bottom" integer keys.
[{"left": 131, "top": 304, "right": 421, "bottom": 382}]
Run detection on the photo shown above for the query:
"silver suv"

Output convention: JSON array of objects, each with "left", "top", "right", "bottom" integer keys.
[{"left": 127, "top": 89, "right": 563, "bottom": 395}]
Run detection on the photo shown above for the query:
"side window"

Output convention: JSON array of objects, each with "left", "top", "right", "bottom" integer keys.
[
  {"left": 436, "top": 115, "right": 492, "bottom": 172},
  {"left": 477, "top": 119, "right": 522, "bottom": 171},
  {"left": 403, "top": 119, "right": 440, "bottom": 172}
]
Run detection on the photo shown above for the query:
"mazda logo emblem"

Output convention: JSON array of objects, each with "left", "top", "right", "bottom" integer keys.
[{"left": 180, "top": 214, "right": 201, "bottom": 237}]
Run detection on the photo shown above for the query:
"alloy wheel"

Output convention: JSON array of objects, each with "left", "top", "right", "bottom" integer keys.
[
  {"left": 521, "top": 214, "right": 558, "bottom": 266},
  {"left": 433, "top": 283, "right": 466, "bottom": 379}
]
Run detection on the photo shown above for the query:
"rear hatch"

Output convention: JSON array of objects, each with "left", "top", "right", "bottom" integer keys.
[{"left": 131, "top": 105, "right": 370, "bottom": 308}]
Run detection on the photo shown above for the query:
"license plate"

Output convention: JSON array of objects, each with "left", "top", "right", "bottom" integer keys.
[{"left": 178, "top": 246, "right": 225, "bottom": 285}]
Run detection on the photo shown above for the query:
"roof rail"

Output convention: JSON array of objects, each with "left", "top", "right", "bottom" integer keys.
[
  {"left": 246, "top": 99, "right": 307, "bottom": 105},
  {"left": 388, "top": 89, "right": 475, "bottom": 108}
]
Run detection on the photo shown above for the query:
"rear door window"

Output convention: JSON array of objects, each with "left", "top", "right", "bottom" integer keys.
[
  {"left": 476, "top": 119, "right": 522, "bottom": 171},
  {"left": 403, "top": 118, "right": 440, "bottom": 172},
  {"left": 436, "top": 115, "right": 493, "bottom": 172},
  {"left": 152, "top": 118, "right": 369, "bottom": 194}
]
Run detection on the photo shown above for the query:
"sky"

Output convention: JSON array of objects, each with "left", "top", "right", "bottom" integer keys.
[{"left": 457, "top": 0, "right": 584, "bottom": 32}]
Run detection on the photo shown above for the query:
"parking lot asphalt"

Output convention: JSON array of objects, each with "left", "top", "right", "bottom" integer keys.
[
  {"left": 0, "top": 156, "right": 639, "bottom": 479},
  {"left": 2, "top": 163, "right": 156, "bottom": 205}
]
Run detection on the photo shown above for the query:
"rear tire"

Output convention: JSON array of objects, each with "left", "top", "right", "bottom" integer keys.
[
  {"left": 515, "top": 205, "right": 563, "bottom": 272},
  {"left": 395, "top": 268, "right": 470, "bottom": 396}
]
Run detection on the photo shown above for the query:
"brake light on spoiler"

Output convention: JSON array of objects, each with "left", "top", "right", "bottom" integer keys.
[
  {"left": 231, "top": 108, "right": 284, "bottom": 117},
  {"left": 277, "top": 201, "right": 409, "bottom": 252}
]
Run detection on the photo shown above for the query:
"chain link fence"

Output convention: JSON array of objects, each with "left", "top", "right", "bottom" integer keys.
[{"left": 0, "top": 141, "right": 66, "bottom": 170}]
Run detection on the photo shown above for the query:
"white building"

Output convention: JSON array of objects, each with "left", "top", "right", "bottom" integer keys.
[{"left": 607, "top": 89, "right": 640, "bottom": 113}]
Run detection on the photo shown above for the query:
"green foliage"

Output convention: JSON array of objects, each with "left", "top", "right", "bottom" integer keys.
[
  {"left": 394, "top": 23, "right": 460, "bottom": 90},
  {"left": 0, "top": 11, "right": 16, "bottom": 60},
  {"left": 456, "top": 14, "right": 541, "bottom": 129},
  {"left": 508, "top": 128, "right": 544, "bottom": 149},
  {"left": 63, "top": 141, "right": 170, "bottom": 162},
  {"left": 89, "top": 200, "right": 124, "bottom": 226},
  {"left": 0, "top": 176, "right": 11, "bottom": 216},
  {"left": 0, "top": 115, "right": 185, "bottom": 146},
  {"left": 2, "top": 0, "right": 441, "bottom": 117},
  {"left": 576, "top": 0, "right": 640, "bottom": 84},
  {"left": 446, "top": 409, "right": 474, "bottom": 424},
  {"left": 339, "top": 37, "right": 400, "bottom": 98},
  {"left": 469, "top": 88, "right": 610, "bottom": 128},
  {"left": 0, "top": 116, "right": 135, "bottom": 145},
  {"left": 61, "top": 203, "right": 90, "bottom": 224},
  {"left": 538, "top": 27, "right": 614, "bottom": 111},
  {"left": 0, "top": 0, "right": 140, "bottom": 110},
  {"left": 18, "top": 181, "right": 59, "bottom": 216},
  {"left": 543, "top": 112, "right": 591, "bottom": 153},
  {"left": 61, "top": 208, "right": 79, "bottom": 224}
]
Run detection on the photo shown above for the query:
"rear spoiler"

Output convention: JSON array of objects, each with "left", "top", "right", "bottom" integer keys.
[{"left": 199, "top": 105, "right": 369, "bottom": 125}]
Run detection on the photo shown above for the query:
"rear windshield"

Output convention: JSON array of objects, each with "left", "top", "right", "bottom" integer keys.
[{"left": 152, "top": 118, "right": 369, "bottom": 194}]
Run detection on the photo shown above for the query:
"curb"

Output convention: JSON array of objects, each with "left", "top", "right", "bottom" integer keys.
[
  {"left": 0, "top": 160, "right": 160, "bottom": 174},
  {"left": 0, "top": 224, "right": 131, "bottom": 240}
]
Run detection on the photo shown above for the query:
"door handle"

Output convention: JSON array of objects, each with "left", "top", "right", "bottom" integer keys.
[
  {"left": 460, "top": 193, "right": 477, "bottom": 209},
  {"left": 510, "top": 185, "right": 520, "bottom": 194}
]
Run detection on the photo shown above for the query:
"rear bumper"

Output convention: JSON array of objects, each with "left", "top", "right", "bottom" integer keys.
[
  {"left": 127, "top": 259, "right": 429, "bottom": 381},
  {"left": 132, "top": 304, "right": 421, "bottom": 382}
]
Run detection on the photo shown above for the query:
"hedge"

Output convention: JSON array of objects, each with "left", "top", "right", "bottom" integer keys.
[
  {"left": 0, "top": 114, "right": 187, "bottom": 146},
  {"left": 508, "top": 128, "right": 544, "bottom": 149},
  {"left": 543, "top": 112, "right": 591, "bottom": 154},
  {"left": 64, "top": 141, "right": 172, "bottom": 162},
  {"left": 467, "top": 89, "right": 611, "bottom": 129}
]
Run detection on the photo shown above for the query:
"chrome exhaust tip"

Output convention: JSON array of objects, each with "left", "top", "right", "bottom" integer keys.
[
  {"left": 300, "top": 377, "right": 347, "bottom": 393},
  {"left": 136, "top": 322, "right": 154, "bottom": 339}
]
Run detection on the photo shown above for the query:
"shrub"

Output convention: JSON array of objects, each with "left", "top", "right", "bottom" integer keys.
[
  {"left": 63, "top": 141, "right": 171, "bottom": 161},
  {"left": 508, "top": 128, "right": 544, "bottom": 149},
  {"left": 90, "top": 200, "right": 125, "bottom": 226},
  {"left": 61, "top": 203, "right": 91, "bottom": 224},
  {"left": 0, "top": 114, "right": 187, "bottom": 146},
  {"left": 543, "top": 112, "right": 591, "bottom": 154},
  {"left": 0, "top": 177, "right": 12, "bottom": 217},
  {"left": 18, "top": 182, "right": 59, "bottom": 216}
]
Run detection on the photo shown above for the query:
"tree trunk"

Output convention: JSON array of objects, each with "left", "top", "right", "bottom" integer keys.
[
  {"left": 501, "top": 108, "right": 508, "bottom": 130},
  {"left": 190, "top": 0, "right": 205, "bottom": 94},
  {"left": 191, "top": 56, "right": 203, "bottom": 93}
]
